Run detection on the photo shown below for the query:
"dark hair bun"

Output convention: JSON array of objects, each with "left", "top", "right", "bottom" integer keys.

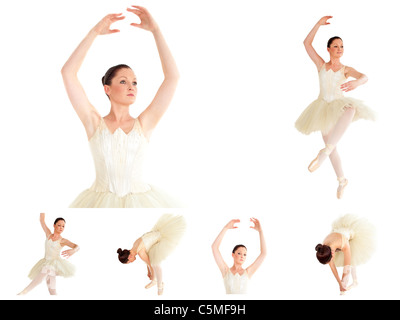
[
  {"left": 315, "top": 244, "right": 323, "bottom": 252},
  {"left": 117, "top": 248, "right": 122, "bottom": 254}
]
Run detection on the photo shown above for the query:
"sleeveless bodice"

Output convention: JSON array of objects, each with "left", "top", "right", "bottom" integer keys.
[
  {"left": 140, "top": 231, "right": 161, "bottom": 252},
  {"left": 88, "top": 118, "right": 150, "bottom": 197},
  {"left": 318, "top": 65, "right": 347, "bottom": 103},
  {"left": 44, "top": 238, "right": 62, "bottom": 261},
  {"left": 223, "top": 270, "right": 249, "bottom": 294},
  {"left": 332, "top": 228, "right": 353, "bottom": 249}
]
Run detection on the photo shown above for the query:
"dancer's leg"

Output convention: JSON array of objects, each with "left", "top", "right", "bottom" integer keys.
[
  {"left": 323, "top": 133, "right": 344, "bottom": 178},
  {"left": 153, "top": 265, "right": 164, "bottom": 295},
  {"left": 18, "top": 272, "right": 47, "bottom": 295},
  {"left": 309, "top": 107, "right": 356, "bottom": 171},
  {"left": 46, "top": 274, "right": 57, "bottom": 295},
  {"left": 145, "top": 265, "right": 157, "bottom": 289},
  {"left": 348, "top": 266, "right": 358, "bottom": 289},
  {"left": 326, "top": 107, "right": 356, "bottom": 147},
  {"left": 341, "top": 265, "right": 352, "bottom": 289}
]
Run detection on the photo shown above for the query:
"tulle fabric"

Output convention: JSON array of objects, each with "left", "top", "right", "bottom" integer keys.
[
  {"left": 28, "top": 238, "right": 76, "bottom": 279},
  {"left": 295, "top": 64, "right": 376, "bottom": 135},
  {"left": 295, "top": 97, "right": 376, "bottom": 135},
  {"left": 28, "top": 259, "right": 75, "bottom": 279},
  {"left": 70, "top": 184, "right": 181, "bottom": 208},
  {"left": 143, "top": 214, "right": 186, "bottom": 266},
  {"left": 332, "top": 214, "right": 376, "bottom": 267}
]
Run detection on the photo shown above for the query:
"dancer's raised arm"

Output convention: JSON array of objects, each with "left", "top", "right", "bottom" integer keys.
[
  {"left": 61, "top": 14, "right": 125, "bottom": 139},
  {"left": 247, "top": 218, "right": 267, "bottom": 278},
  {"left": 128, "top": 6, "right": 180, "bottom": 139},
  {"left": 303, "top": 16, "right": 333, "bottom": 70},
  {"left": 212, "top": 219, "right": 240, "bottom": 276},
  {"left": 39, "top": 213, "right": 51, "bottom": 238}
]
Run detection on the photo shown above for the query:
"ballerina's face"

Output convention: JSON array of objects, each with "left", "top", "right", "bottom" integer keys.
[
  {"left": 232, "top": 247, "right": 247, "bottom": 265},
  {"left": 54, "top": 220, "right": 65, "bottom": 234},
  {"left": 104, "top": 68, "right": 138, "bottom": 105},
  {"left": 328, "top": 39, "right": 344, "bottom": 58}
]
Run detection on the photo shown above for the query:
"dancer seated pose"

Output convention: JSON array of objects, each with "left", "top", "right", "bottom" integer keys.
[
  {"left": 315, "top": 214, "right": 376, "bottom": 295},
  {"left": 62, "top": 6, "right": 181, "bottom": 208},
  {"left": 18, "top": 213, "right": 79, "bottom": 296},
  {"left": 117, "top": 214, "right": 186, "bottom": 295},
  {"left": 295, "top": 16, "right": 376, "bottom": 199},
  {"left": 212, "top": 218, "right": 267, "bottom": 294}
]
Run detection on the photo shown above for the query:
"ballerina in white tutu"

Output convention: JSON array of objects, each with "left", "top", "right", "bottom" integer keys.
[
  {"left": 18, "top": 213, "right": 79, "bottom": 296},
  {"left": 295, "top": 16, "right": 376, "bottom": 199},
  {"left": 212, "top": 218, "right": 267, "bottom": 294},
  {"left": 117, "top": 214, "right": 186, "bottom": 295},
  {"left": 315, "top": 214, "right": 376, "bottom": 295},
  {"left": 62, "top": 6, "right": 181, "bottom": 208}
]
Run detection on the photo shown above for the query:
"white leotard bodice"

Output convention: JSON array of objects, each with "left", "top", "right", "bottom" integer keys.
[
  {"left": 139, "top": 231, "right": 161, "bottom": 252},
  {"left": 318, "top": 64, "right": 347, "bottom": 103},
  {"left": 223, "top": 270, "right": 249, "bottom": 294},
  {"left": 44, "top": 237, "right": 63, "bottom": 261},
  {"left": 88, "top": 118, "right": 150, "bottom": 197}
]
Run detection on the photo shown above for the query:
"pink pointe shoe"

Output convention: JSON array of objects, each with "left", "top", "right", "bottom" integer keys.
[
  {"left": 337, "top": 177, "right": 348, "bottom": 199},
  {"left": 158, "top": 282, "right": 164, "bottom": 296},
  {"left": 308, "top": 144, "right": 334, "bottom": 172},
  {"left": 145, "top": 280, "right": 157, "bottom": 289}
]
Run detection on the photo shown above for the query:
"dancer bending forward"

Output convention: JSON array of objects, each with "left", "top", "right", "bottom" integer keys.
[
  {"left": 315, "top": 214, "right": 376, "bottom": 295},
  {"left": 117, "top": 214, "right": 186, "bottom": 295}
]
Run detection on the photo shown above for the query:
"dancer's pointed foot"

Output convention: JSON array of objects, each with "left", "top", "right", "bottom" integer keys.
[
  {"left": 145, "top": 280, "right": 157, "bottom": 289},
  {"left": 337, "top": 177, "right": 348, "bottom": 199},
  {"left": 308, "top": 144, "right": 334, "bottom": 172},
  {"left": 158, "top": 282, "right": 164, "bottom": 296},
  {"left": 347, "top": 280, "right": 358, "bottom": 290}
]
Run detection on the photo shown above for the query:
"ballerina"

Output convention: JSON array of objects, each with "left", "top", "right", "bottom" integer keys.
[
  {"left": 315, "top": 214, "right": 376, "bottom": 295},
  {"left": 295, "top": 16, "right": 375, "bottom": 199},
  {"left": 18, "top": 213, "right": 79, "bottom": 296},
  {"left": 117, "top": 214, "right": 186, "bottom": 295},
  {"left": 62, "top": 6, "right": 181, "bottom": 208},
  {"left": 211, "top": 218, "right": 267, "bottom": 294}
]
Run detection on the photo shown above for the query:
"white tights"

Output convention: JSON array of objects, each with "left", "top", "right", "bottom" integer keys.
[
  {"left": 320, "top": 107, "right": 356, "bottom": 178},
  {"left": 19, "top": 267, "right": 57, "bottom": 295},
  {"left": 342, "top": 265, "right": 358, "bottom": 290},
  {"left": 145, "top": 264, "right": 163, "bottom": 293}
]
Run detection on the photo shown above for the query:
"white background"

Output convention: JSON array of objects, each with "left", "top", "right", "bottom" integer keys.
[{"left": 0, "top": 0, "right": 399, "bottom": 300}]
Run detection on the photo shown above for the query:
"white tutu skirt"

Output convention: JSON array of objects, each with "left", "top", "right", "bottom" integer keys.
[
  {"left": 148, "top": 214, "right": 186, "bottom": 266},
  {"left": 295, "top": 97, "right": 376, "bottom": 135},
  {"left": 70, "top": 185, "right": 181, "bottom": 208},
  {"left": 28, "top": 258, "right": 76, "bottom": 279},
  {"left": 332, "top": 214, "right": 376, "bottom": 267}
]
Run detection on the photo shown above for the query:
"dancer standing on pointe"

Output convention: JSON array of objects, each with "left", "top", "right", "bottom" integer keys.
[{"left": 295, "top": 16, "right": 375, "bottom": 199}]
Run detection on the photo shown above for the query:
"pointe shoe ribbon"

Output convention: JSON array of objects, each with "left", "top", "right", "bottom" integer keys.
[{"left": 308, "top": 144, "right": 334, "bottom": 172}]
